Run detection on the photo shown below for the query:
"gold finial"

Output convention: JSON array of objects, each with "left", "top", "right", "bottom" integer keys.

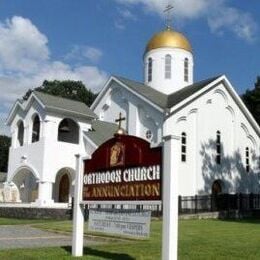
[
  {"left": 164, "top": 2, "right": 174, "bottom": 30},
  {"left": 115, "top": 112, "right": 126, "bottom": 135}
]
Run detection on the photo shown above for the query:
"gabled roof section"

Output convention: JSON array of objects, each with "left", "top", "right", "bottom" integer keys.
[
  {"left": 114, "top": 75, "right": 219, "bottom": 109},
  {"left": 115, "top": 76, "right": 168, "bottom": 108},
  {"left": 83, "top": 120, "right": 118, "bottom": 147},
  {"left": 7, "top": 91, "right": 97, "bottom": 125},
  {"left": 167, "top": 76, "right": 220, "bottom": 108},
  {"left": 33, "top": 91, "right": 97, "bottom": 119}
]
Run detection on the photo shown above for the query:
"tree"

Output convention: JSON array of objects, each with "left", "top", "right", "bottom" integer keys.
[
  {"left": 23, "top": 80, "right": 98, "bottom": 107},
  {"left": 241, "top": 76, "right": 260, "bottom": 125},
  {"left": 0, "top": 135, "right": 11, "bottom": 172}
]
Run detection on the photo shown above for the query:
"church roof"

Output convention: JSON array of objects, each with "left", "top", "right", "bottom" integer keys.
[
  {"left": 83, "top": 120, "right": 118, "bottom": 146},
  {"left": 34, "top": 91, "right": 97, "bottom": 119},
  {"left": 115, "top": 76, "right": 220, "bottom": 109}
]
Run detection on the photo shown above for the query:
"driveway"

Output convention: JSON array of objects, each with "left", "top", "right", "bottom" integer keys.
[{"left": 0, "top": 225, "right": 101, "bottom": 249}]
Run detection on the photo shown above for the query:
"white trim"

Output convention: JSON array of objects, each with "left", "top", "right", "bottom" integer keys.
[
  {"left": 169, "top": 77, "right": 221, "bottom": 114},
  {"left": 6, "top": 94, "right": 46, "bottom": 125},
  {"left": 82, "top": 133, "right": 98, "bottom": 149},
  {"left": 6, "top": 100, "right": 24, "bottom": 125}
]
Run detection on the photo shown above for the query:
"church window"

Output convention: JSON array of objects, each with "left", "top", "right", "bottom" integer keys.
[
  {"left": 58, "top": 118, "right": 79, "bottom": 144},
  {"left": 17, "top": 121, "right": 24, "bottom": 146},
  {"left": 216, "top": 131, "right": 221, "bottom": 164},
  {"left": 184, "top": 58, "right": 189, "bottom": 82},
  {"left": 146, "top": 130, "right": 152, "bottom": 140},
  {"left": 181, "top": 132, "right": 187, "bottom": 162},
  {"left": 245, "top": 147, "right": 250, "bottom": 172},
  {"left": 165, "top": 55, "right": 172, "bottom": 79},
  {"left": 32, "top": 115, "right": 40, "bottom": 143},
  {"left": 148, "top": 58, "right": 153, "bottom": 82}
]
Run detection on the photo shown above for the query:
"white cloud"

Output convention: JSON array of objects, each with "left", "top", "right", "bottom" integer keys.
[
  {"left": 115, "top": 0, "right": 258, "bottom": 42},
  {"left": 118, "top": 9, "right": 137, "bottom": 21},
  {"left": 114, "top": 7, "right": 137, "bottom": 30},
  {"left": 0, "top": 16, "right": 49, "bottom": 73},
  {"left": 0, "top": 16, "right": 108, "bottom": 121},
  {"left": 65, "top": 45, "right": 103, "bottom": 63},
  {"left": 208, "top": 6, "right": 257, "bottom": 42}
]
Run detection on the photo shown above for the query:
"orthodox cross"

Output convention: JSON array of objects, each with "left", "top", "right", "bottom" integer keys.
[
  {"left": 164, "top": 2, "right": 174, "bottom": 29},
  {"left": 115, "top": 112, "right": 126, "bottom": 129}
]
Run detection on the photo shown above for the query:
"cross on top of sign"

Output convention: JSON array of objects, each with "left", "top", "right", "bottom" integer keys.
[{"left": 115, "top": 112, "right": 126, "bottom": 129}]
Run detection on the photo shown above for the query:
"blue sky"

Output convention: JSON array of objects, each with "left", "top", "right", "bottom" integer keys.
[{"left": 0, "top": 0, "right": 260, "bottom": 134}]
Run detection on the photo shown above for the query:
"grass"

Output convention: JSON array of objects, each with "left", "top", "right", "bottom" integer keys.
[
  {"left": 0, "top": 218, "right": 260, "bottom": 259},
  {"left": 0, "top": 217, "right": 57, "bottom": 225}
]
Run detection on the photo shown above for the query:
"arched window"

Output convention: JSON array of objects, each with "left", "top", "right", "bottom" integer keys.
[
  {"left": 32, "top": 115, "right": 40, "bottom": 143},
  {"left": 146, "top": 130, "right": 152, "bottom": 140},
  {"left": 165, "top": 54, "right": 172, "bottom": 79},
  {"left": 17, "top": 121, "right": 24, "bottom": 146},
  {"left": 184, "top": 58, "right": 189, "bottom": 82},
  {"left": 216, "top": 131, "right": 221, "bottom": 164},
  {"left": 58, "top": 118, "right": 79, "bottom": 144},
  {"left": 181, "top": 132, "right": 187, "bottom": 162},
  {"left": 245, "top": 147, "right": 250, "bottom": 172},
  {"left": 148, "top": 57, "right": 153, "bottom": 82}
]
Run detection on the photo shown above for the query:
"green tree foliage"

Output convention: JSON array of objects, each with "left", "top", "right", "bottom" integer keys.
[
  {"left": 23, "top": 80, "right": 98, "bottom": 107},
  {"left": 241, "top": 76, "right": 260, "bottom": 125},
  {"left": 0, "top": 135, "right": 11, "bottom": 172}
]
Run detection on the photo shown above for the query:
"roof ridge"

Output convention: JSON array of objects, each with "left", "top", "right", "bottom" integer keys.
[
  {"left": 33, "top": 90, "right": 90, "bottom": 107},
  {"left": 113, "top": 75, "right": 144, "bottom": 85}
]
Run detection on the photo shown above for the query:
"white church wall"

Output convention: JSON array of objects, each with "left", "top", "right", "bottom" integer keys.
[
  {"left": 7, "top": 102, "right": 93, "bottom": 204},
  {"left": 167, "top": 81, "right": 260, "bottom": 196},
  {"left": 8, "top": 100, "right": 46, "bottom": 182},
  {"left": 41, "top": 114, "right": 91, "bottom": 183},
  {"left": 95, "top": 84, "right": 128, "bottom": 130},
  {"left": 144, "top": 48, "right": 194, "bottom": 94},
  {"left": 94, "top": 81, "right": 164, "bottom": 146}
]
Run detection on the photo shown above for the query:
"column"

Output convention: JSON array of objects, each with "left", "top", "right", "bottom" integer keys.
[
  {"left": 35, "top": 181, "right": 54, "bottom": 206},
  {"left": 72, "top": 154, "right": 84, "bottom": 257},
  {"left": 162, "top": 135, "right": 180, "bottom": 260}
]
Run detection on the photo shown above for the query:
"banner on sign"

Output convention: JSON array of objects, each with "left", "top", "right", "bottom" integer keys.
[{"left": 88, "top": 209, "right": 151, "bottom": 238}]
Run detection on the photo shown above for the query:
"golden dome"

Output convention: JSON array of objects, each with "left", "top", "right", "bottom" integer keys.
[{"left": 145, "top": 28, "right": 192, "bottom": 54}]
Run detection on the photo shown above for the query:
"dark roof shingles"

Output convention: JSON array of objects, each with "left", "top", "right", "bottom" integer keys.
[
  {"left": 115, "top": 75, "right": 220, "bottom": 109},
  {"left": 84, "top": 120, "right": 118, "bottom": 146},
  {"left": 33, "top": 91, "right": 97, "bottom": 118}
]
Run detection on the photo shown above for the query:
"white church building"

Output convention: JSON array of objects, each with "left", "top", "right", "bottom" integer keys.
[{"left": 4, "top": 26, "right": 260, "bottom": 206}]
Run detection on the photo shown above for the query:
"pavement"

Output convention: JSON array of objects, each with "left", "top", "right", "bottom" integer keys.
[{"left": 0, "top": 225, "right": 102, "bottom": 249}]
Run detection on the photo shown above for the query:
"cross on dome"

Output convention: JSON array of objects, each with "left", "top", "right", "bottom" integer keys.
[{"left": 164, "top": 2, "right": 174, "bottom": 29}]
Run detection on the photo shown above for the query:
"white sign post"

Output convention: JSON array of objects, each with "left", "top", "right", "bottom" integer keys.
[
  {"left": 162, "top": 135, "right": 180, "bottom": 260},
  {"left": 72, "top": 154, "right": 84, "bottom": 257}
]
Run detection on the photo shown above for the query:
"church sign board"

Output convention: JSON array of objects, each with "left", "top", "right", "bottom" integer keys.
[
  {"left": 88, "top": 209, "right": 151, "bottom": 238},
  {"left": 83, "top": 134, "right": 162, "bottom": 201}
]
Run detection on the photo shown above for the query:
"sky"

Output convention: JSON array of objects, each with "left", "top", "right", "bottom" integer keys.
[{"left": 0, "top": 0, "right": 260, "bottom": 135}]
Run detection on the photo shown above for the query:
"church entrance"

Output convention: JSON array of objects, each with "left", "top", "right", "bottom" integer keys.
[
  {"left": 211, "top": 180, "right": 223, "bottom": 211},
  {"left": 54, "top": 168, "right": 75, "bottom": 203},
  {"left": 58, "top": 174, "right": 70, "bottom": 202},
  {"left": 12, "top": 168, "right": 38, "bottom": 203},
  {"left": 212, "top": 180, "right": 222, "bottom": 195}
]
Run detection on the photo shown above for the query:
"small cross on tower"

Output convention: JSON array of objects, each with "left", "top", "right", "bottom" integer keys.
[
  {"left": 115, "top": 112, "right": 126, "bottom": 129},
  {"left": 164, "top": 2, "right": 174, "bottom": 29}
]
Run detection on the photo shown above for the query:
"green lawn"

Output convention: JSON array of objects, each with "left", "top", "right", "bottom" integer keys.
[
  {"left": 0, "top": 218, "right": 260, "bottom": 259},
  {"left": 0, "top": 217, "right": 57, "bottom": 225}
]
